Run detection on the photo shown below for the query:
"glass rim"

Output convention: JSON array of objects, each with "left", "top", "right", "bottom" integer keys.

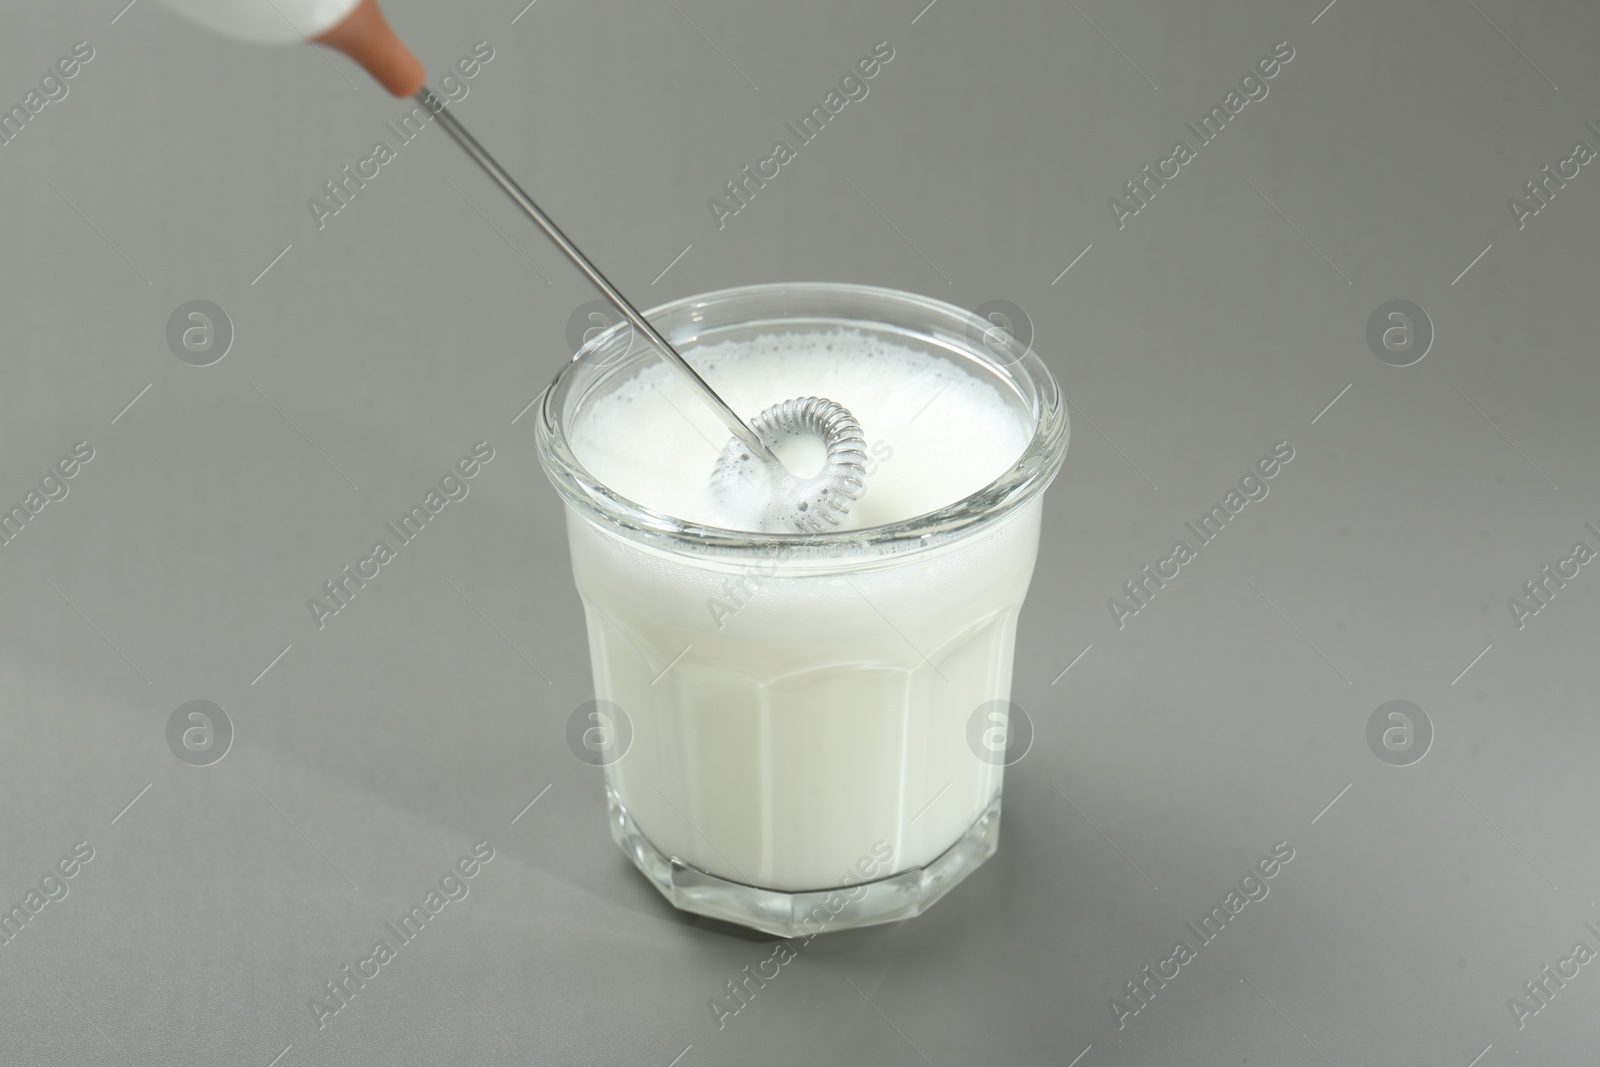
[{"left": 535, "top": 281, "right": 1069, "bottom": 553}]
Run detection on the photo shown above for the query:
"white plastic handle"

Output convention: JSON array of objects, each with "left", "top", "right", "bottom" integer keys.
[
  {"left": 159, "top": 0, "right": 362, "bottom": 44},
  {"left": 157, "top": 0, "right": 424, "bottom": 95}
]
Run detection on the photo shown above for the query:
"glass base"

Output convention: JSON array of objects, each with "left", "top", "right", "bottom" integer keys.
[{"left": 607, "top": 785, "right": 1001, "bottom": 936}]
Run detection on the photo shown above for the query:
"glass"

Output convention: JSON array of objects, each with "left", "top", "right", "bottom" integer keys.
[{"left": 536, "top": 283, "right": 1067, "bottom": 935}]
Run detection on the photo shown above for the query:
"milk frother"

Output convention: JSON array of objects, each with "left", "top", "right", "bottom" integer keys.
[{"left": 159, "top": 0, "right": 871, "bottom": 520}]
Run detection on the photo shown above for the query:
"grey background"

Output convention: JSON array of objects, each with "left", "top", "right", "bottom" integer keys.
[{"left": 0, "top": 0, "right": 1596, "bottom": 1064}]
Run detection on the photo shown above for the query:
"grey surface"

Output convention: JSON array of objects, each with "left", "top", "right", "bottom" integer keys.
[{"left": 1, "top": 0, "right": 1597, "bottom": 1064}]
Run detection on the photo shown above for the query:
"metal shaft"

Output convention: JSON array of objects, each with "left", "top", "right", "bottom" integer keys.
[{"left": 417, "top": 87, "right": 775, "bottom": 463}]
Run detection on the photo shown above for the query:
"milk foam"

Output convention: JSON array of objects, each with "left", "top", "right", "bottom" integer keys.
[{"left": 570, "top": 329, "right": 1029, "bottom": 531}]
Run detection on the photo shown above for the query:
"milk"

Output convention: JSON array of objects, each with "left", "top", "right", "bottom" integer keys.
[
  {"left": 573, "top": 330, "right": 1028, "bottom": 532},
  {"left": 567, "top": 329, "right": 1038, "bottom": 891}
]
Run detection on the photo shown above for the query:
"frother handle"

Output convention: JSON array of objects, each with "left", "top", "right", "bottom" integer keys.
[{"left": 160, "top": 0, "right": 423, "bottom": 95}]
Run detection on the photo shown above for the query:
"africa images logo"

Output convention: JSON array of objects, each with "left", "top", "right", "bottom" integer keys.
[
  {"left": 705, "top": 41, "right": 895, "bottom": 230},
  {"left": 1107, "top": 40, "right": 1295, "bottom": 230}
]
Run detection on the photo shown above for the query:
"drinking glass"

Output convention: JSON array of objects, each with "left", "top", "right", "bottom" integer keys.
[{"left": 536, "top": 283, "right": 1067, "bottom": 935}]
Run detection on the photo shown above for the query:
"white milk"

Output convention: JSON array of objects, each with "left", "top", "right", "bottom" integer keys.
[{"left": 567, "top": 329, "right": 1038, "bottom": 891}]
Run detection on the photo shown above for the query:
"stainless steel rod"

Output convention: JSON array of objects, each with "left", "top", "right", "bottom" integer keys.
[{"left": 417, "top": 87, "right": 775, "bottom": 462}]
